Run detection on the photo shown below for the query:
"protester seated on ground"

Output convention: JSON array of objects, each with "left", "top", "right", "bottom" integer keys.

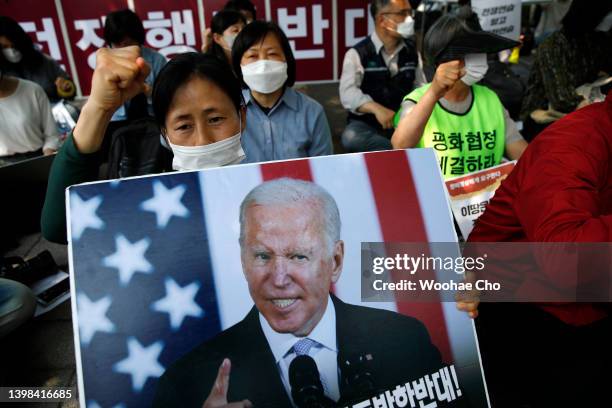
[
  {"left": 0, "top": 16, "right": 75, "bottom": 102},
  {"left": 205, "top": 10, "right": 246, "bottom": 68},
  {"left": 42, "top": 49, "right": 247, "bottom": 244},
  {"left": 339, "top": 0, "right": 420, "bottom": 153},
  {"left": 462, "top": 90, "right": 612, "bottom": 408},
  {"left": 0, "top": 278, "right": 35, "bottom": 338},
  {"left": 201, "top": 0, "right": 256, "bottom": 53},
  {"left": 520, "top": 2, "right": 612, "bottom": 140},
  {"left": 231, "top": 21, "right": 333, "bottom": 162},
  {"left": 0, "top": 71, "right": 59, "bottom": 165},
  {"left": 391, "top": 7, "right": 527, "bottom": 179}
]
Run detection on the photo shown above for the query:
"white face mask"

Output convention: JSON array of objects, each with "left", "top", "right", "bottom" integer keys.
[
  {"left": 395, "top": 15, "right": 415, "bottom": 38},
  {"left": 168, "top": 115, "right": 246, "bottom": 171},
  {"left": 241, "top": 60, "right": 288, "bottom": 94},
  {"left": 2, "top": 48, "right": 22, "bottom": 64},
  {"left": 170, "top": 133, "right": 245, "bottom": 171},
  {"left": 223, "top": 33, "right": 237, "bottom": 50},
  {"left": 461, "top": 53, "right": 489, "bottom": 86}
]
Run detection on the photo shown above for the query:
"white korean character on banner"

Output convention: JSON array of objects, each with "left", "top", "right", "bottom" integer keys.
[
  {"left": 411, "top": 376, "right": 437, "bottom": 408},
  {"left": 353, "top": 400, "right": 372, "bottom": 408},
  {"left": 344, "top": 8, "right": 375, "bottom": 47},
  {"left": 74, "top": 18, "right": 105, "bottom": 69},
  {"left": 20, "top": 18, "right": 61, "bottom": 61},
  {"left": 424, "top": 375, "right": 438, "bottom": 402},
  {"left": 436, "top": 366, "right": 459, "bottom": 402},
  {"left": 143, "top": 10, "right": 197, "bottom": 57},
  {"left": 277, "top": 5, "right": 329, "bottom": 60},
  {"left": 371, "top": 392, "right": 388, "bottom": 408},
  {"left": 401, "top": 382, "right": 418, "bottom": 408}
]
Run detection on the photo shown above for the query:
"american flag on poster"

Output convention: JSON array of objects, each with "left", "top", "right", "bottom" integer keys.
[{"left": 67, "top": 149, "right": 484, "bottom": 407}]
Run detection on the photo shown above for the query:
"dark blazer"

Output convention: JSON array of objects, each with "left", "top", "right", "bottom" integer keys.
[{"left": 153, "top": 295, "right": 443, "bottom": 407}]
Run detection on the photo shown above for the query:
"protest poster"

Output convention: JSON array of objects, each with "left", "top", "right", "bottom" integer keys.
[
  {"left": 472, "top": 0, "right": 522, "bottom": 40},
  {"left": 445, "top": 161, "right": 516, "bottom": 240},
  {"left": 67, "top": 150, "right": 490, "bottom": 407}
]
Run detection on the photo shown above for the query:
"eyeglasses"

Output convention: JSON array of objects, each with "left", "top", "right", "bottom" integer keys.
[{"left": 381, "top": 9, "right": 415, "bottom": 19}]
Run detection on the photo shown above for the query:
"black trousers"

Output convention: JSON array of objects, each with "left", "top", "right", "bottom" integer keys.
[{"left": 476, "top": 303, "right": 610, "bottom": 407}]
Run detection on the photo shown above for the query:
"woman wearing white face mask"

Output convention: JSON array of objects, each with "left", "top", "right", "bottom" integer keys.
[
  {"left": 41, "top": 50, "right": 247, "bottom": 244},
  {"left": 231, "top": 21, "right": 333, "bottom": 162},
  {"left": 392, "top": 7, "right": 528, "bottom": 179},
  {"left": 206, "top": 10, "right": 246, "bottom": 68},
  {"left": 0, "top": 16, "right": 75, "bottom": 102}
]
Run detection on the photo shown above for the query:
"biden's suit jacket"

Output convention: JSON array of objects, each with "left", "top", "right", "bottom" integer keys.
[{"left": 153, "top": 295, "right": 443, "bottom": 407}]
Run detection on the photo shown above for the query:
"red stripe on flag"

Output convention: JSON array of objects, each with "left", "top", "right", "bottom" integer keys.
[
  {"left": 260, "top": 159, "right": 314, "bottom": 181},
  {"left": 364, "top": 151, "right": 452, "bottom": 363}
]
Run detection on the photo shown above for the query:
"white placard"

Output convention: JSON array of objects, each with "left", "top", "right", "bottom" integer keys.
[{"left": 472, "top": 0, "right": 522, "bottom": 40}]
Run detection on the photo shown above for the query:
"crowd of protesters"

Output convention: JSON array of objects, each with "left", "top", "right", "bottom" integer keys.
[{"left": 1, "top": 0, "right": 611, "bottom": 406}]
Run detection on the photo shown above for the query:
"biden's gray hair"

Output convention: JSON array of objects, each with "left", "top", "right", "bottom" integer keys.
[{"left": 238, "top": 178, "right": 341, "bottom": 254}]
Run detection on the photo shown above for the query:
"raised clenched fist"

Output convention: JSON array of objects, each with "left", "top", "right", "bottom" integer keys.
[
  {"left": 430, "top": 60, "right": 465, "bottom": 99},
  {"left": 88, "top": 46, "right": 151, "bottom": 114}
]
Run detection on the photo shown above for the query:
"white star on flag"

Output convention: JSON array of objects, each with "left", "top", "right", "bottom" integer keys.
[
  {"left": 70, "top": 192, "right": 105, "bottom": 240},
  {"left": 140, "top": 180, "right": 190, "bottom": 228},
  {"left": 77, "top": 293, "right": 116, "bottom": 346},
  {"left": 103, "top": 235, "right": 153, "bottom": 286},
  {"left": 152, "top": 278, "right": 205, "bottom": 331},
  {"left": 113, "top": 337, "right": 165, "bottom": 393}
]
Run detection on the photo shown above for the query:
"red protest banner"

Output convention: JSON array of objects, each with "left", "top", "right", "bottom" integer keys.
[
  {"left": 337, "top": 0, "right": 375, "bottom": 79},
  {"left": 60, "top": 0, "right": 128, "bottom": 95},
  {"left": 132, "top": 0, "right": 202, "bottom": 58},
  {"left": 270, "top": 0, "right": 334, "bottom": 82}
]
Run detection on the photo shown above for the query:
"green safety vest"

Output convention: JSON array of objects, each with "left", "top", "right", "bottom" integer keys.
[{"left": 395, "top": 84, "right": 506, "bottom": 179}]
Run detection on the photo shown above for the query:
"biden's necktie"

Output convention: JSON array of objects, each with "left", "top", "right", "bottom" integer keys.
[{"left": 291, "top": 338, "right": 329, "bottom": 395}]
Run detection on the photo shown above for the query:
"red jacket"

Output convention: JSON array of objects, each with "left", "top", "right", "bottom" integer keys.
[{"left": 468, "top": 91, "right": 612, "bottom": 325}]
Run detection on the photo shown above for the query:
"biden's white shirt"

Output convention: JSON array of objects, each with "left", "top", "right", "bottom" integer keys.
[{"left": 259, "top": 295, "right": 340, "bottom": 405}]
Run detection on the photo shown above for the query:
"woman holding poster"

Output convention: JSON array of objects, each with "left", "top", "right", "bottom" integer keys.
[
  {"left": 41, "top": 50, "right": 249, "bottom": 244},
  {"left": 391, "top": 7, "right": 527, "bottom": 179}
]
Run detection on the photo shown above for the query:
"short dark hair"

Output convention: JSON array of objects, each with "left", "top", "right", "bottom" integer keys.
[
  {"left": 0, "top": 15, "right": 43, "bottom": 66},
  {"left": 224, "top": 0, "right": 257, "bottom": 20},
  {"left": 152, "top": 53, "right": 243, "bottom": 130},
  {"left": 370, "top": 0, "right": 392, "bottom": 19},
  {"left": 104, "top": 9, "right": 145, "bottom": 46},
  {"left": 208, "top": 10, "right": 246, "bottom": 62},
  {"left": 231, "top": 21, "right": 296, "bottom": 88},
  {"left": 423, "top": 6, "right": 474, "bottom": 66},
  {"left": 370, "top": 0, "right": 419, "bottom": 20}
]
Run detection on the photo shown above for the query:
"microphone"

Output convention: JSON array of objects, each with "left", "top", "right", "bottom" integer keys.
[
  {"left": 339, "top": 353, "right": 376, "bottom": 402},
  {"left": 289, "top": 355, "right": 330, "bottom": 408}
]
